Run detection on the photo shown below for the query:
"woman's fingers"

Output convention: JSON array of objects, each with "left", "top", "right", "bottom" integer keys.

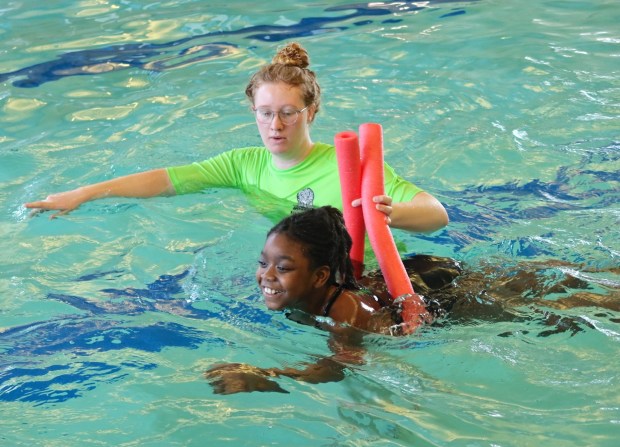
[
  {"left": 351, "top": 195, "right": 392, "bottom": 207},
  {"left": 25, "top": 196, "right": 77, "bottom": 219},
  {"left": 372, "top": 194, "right": 392, "bottom": 206},
  {"left": 351, "top": 195, "right": 393, "bottom": 224},
  {"left": 50, "top": 209, "right": 71, "bottom": 220},
  {"left": 24, "top": 200, "right": 50, "bottom": 209}
]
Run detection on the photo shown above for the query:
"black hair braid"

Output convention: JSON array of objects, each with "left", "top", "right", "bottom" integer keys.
[
  {"left": 325, "top": 206, "right": 358, "bottom": 290},
  {"left": 267, "top": 206, "right": 359, "bottom": 290}
]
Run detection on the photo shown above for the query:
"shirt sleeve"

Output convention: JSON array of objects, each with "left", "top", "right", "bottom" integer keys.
[
  {"left": 384, "top": 162, "right": 423, "bottom": 202},
  {"left": 166, "top": 150, "right": 246, "bottom": 195}
]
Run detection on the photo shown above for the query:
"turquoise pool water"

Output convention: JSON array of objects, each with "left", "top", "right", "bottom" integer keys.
[{"left": 1, "top": 0, "right": 618, "bottom": 446}]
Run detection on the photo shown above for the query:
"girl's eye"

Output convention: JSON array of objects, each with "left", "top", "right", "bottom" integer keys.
[
  {"left": 276, "top": 265, "right": 291, "bottom": 272},
  {"left": 258, "top": 260, "right": 267, "bottom": 268}
]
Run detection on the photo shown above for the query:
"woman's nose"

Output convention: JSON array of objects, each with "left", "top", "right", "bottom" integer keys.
[{"left": 270, "top": 113, "right": 284, "bottom": 130}]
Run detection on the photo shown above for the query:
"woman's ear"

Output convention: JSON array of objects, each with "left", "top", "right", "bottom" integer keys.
[
  {"left": 307, "top": 104, "right": 317, "bottom": 124},
  {"left": 312, "top": 266, "right": 331, "bottom": 288}
]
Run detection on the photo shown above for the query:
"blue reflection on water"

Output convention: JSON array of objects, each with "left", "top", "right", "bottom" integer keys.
[{"left": 0, "top": 1, "right": 475, "bottom": 88}]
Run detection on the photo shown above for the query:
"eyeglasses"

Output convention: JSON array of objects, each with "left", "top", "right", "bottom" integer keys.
[{"left": 253, "top": 106, "right": 309, "bottom": 125}]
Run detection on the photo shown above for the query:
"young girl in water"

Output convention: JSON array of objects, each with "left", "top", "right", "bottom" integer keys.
[
  {"left": 256, "top": 205, "right": 410, "bottom": 332},
  {"left": 206, "top": 206, "right": 455, "bottom": 394},
  {"left": 206, "top": 206, "right": 618, "bottom": 394}
]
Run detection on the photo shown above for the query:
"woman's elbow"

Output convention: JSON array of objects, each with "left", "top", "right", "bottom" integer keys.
[{"left": 416, "top": 192, "right": 449, "bottom": 233}]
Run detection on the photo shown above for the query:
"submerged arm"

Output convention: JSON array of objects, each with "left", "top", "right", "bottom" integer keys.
[{"left": 205, "top": 331, "right": 366, "bottom": 395}]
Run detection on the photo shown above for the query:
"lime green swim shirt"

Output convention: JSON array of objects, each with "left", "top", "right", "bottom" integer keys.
[{"left": 166, "top": 142, "right": 422, "bottom": 212}]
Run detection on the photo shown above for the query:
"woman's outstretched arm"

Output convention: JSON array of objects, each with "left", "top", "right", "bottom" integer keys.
[{"left": 24, "top": 168, "right": 175, "bottom": 218}]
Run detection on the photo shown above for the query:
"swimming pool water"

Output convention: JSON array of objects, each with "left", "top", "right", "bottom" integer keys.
[{"left": 1, "top": 1, "right": 618, "bottom": 446}]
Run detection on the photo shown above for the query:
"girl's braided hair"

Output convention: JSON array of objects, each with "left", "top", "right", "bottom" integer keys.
[{"left": 267, "top": 206, "right": 358, "bottom": 289}]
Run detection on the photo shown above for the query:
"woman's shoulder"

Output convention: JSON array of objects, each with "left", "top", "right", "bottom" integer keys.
[
  {"left": 313, "top": 141, "right": 334, "bottom": 151},
  {"left": 211, "top": 146, "right": 272, "bottom": 167},
  {"left": 306, "top": 142, "right": 335, "bottom": 158},
  {"left": 298, "top": 142, "right": 337, "bottom": 168}
]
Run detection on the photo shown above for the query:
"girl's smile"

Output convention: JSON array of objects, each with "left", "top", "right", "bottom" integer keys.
[{"left": 256, "top": 232, "right": 328, "bottom": 313}]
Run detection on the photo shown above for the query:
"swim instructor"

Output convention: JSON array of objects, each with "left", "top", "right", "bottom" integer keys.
[{"left": 25, "top": 42, "right": 448, "bottom": 234}]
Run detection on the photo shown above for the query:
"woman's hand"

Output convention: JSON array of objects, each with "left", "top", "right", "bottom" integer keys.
[
  {"left": 351, "top": 194, "right": 393, "bottom": 225},
  {"left": 205, "top": 363, "right": 288, "bottom": 395},
  {"left": 24, "top": 169, "right": 175, "bottom": 219},
  {"left": 353, "top": 192, "right": 448, "bottom": 233},
  {"left": 25, "top": 188, "right": 89, "bottom": 219}
]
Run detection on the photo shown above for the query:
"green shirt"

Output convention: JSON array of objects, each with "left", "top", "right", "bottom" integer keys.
[{"left": 166, "top": 142, "right": 422, "bottom": 212}]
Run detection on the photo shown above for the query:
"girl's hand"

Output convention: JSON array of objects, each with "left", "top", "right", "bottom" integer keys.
[{"left": 205, "top": 363, "right": 288, "bottom": 395}]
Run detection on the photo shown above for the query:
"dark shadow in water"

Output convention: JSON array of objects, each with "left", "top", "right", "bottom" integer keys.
[
  {"left": 420, "top": 142, "right": 620, "bottom": 254},
  {"left": 0, "top": 269, "right": 273, "bottom": 406},
  {"left": 1, "top": 362, "right": 130, "bottom": 406},
  {"left": 0, "top": 1, "right": 477, "bottom": 88},
  {"left": 0, "top": 317, "right": 221, "bottom": 405}
]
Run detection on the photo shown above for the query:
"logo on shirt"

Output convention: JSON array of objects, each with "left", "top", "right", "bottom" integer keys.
[{"left": 292, "top": 188, "right": 315, "bottom": 212}]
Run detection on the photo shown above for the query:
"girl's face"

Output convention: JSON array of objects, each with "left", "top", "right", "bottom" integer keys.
[
  {"left": 256, "top": 232, "right": 328, "bottom": 312},
  {"left": 252, "top": 82, "right": 315, "bottom": 168}
]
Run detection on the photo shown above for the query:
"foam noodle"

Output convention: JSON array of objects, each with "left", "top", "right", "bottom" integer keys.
[
  {"left": 335, "top": 131, "right": 365, "bottom": 279},
  {"left": 359, "top": 123, "right": 427, "bottom": 331}
]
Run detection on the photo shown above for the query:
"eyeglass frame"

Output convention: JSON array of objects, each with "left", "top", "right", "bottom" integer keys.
[{"left": 252, "top": 105, "right": 310, "bottom": 125}]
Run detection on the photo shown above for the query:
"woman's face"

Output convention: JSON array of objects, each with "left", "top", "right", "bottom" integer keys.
[
  {"left": 252, "top": 82, "right": 315, "bottom": 167},
  {"left": 256, "top": 232, "right": 327, "bottom": 312}
]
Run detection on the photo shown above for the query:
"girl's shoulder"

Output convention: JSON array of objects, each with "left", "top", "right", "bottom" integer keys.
[{"left": 328, "top": 289, "right": 383, "bottom": 329}]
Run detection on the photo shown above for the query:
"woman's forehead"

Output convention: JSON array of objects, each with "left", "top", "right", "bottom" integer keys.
[{"left": 254, "top": 82, "right": 303, "bottom": 106}]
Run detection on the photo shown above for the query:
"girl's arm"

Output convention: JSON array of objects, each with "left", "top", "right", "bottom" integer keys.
[{"left": 205, "top": 331, "right": 366, "bottom": 395}]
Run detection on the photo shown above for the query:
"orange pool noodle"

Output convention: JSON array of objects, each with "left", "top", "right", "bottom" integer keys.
[
  {"left": 335, "top": 130, "right": 365, "bottom": 279},
  {"left": 359, "top": 123, "right": 427, "bottom": 330}
]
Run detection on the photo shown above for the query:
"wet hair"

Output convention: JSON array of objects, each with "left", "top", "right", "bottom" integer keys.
[
  {"left": 267, "top": 206, "right": 358, "bottom": 289},
  {"left": 245, "top": 42, "right": 321, "bottom": 119}
]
